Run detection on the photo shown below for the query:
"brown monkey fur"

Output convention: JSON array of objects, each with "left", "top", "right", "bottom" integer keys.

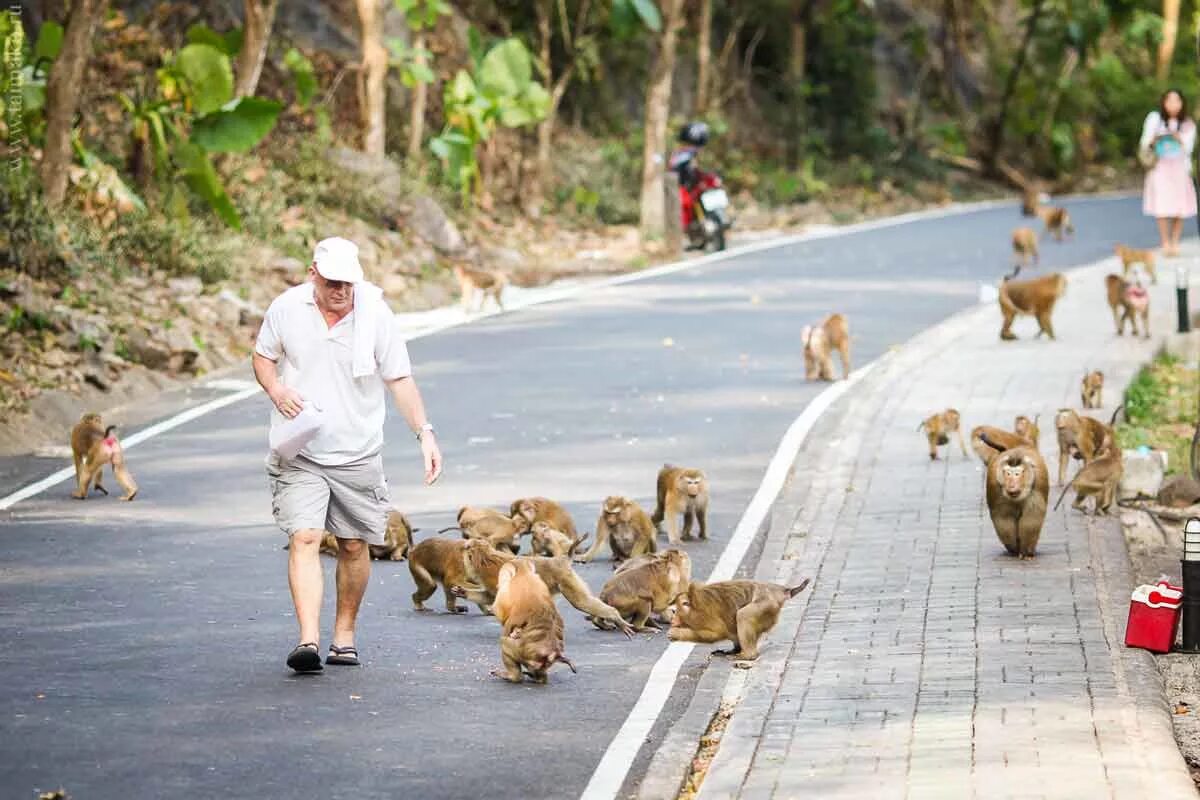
[
  {"left": 1011, "top": 227, "right": 1039, "bottom": 271},
  {"left": 319, "top": 510, "right": 414, "bottom": 559},
  {"left": 453, "top": 263, "right": 507, "bottom": 311},
  {"left": 1054, "top": 409, "right": 1115, "bottom": 485},
  {"left": 510, "top": 497, "right": 580, "bottom": 547},
  {"left": 454, "top": 506, "right": 527, "bottom": 555},
  {"left": 668, "top": 578, "right": 811, "bottom": 660},
  {"left": 596, "top": 549, "right": 692, "bottom": 632},
  {"left": 1020, "top": 185, "right": 1041, "bottom": 217},
  {"left": 408, "top": 537, "right": 492, "bottom": 614},
  {"left": 917, "top": 409, "right": 968, "bottom": 461},
  {"left": 985, "top": 445, "right": 1050, "bottom": 560},
  {"left": 70, "top": 413, "right": 138, "bottom": 501},
  {"left": 458, "top": 539, "right": 634, "bottom": 636},
  {"left": 491, "top": 560, "right": 576, "bottom": 684},
  {"left": 1104, "top": 273, "right": 1150, "bottom": 339},
  {"left": 998, "top": 273, "right": 1067, "bottom": 340},
  {"left": 1158, "top": 476, "right": 1200, "bottom": 509},
  {"left": 1081, "top": 370, "right": 1104, "bottom": 409},
  {"left": 1013, "top": 414, "right": 1041, "bottom": 448},
  {"left": 970, "top": 425, "right": 1035, "bottom": 466},
  {"left": 1037, "top": 206, "right": 1074, "bottom": 241},
  {"left": 1115, "top": 244, "right": 1157, "bottom": 284},
  {"left": 530, "top": 521, "right": 586, "bottom": 558},
  {"left": 801, "top": 313, "right": 851, "bottom": 381},
  {"left": 651, "top": 464, "right": 710, "bottom": 544},
  {"left": 1054, "top": 448, "right": 1123, "bottom": 516},
  {"left": 576, "top": 496, "right": 658, "bottom": 563}
]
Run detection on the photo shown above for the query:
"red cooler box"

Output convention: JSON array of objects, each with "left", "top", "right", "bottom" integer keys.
[{"left": 1125, "top": 580, "right": 1183, "bottom": 654}]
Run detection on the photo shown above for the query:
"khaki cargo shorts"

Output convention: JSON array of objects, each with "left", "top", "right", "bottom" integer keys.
[{"left": 265, "top": 452, "right": 390, "bottom": 545}]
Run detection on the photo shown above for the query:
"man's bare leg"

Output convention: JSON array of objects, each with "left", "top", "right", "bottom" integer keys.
[
  {"left": 288, "top": 528, "right": 324, "bottom": 647},
  {"left": 333, "top": 538, "right": 370, "bottom": 651}
]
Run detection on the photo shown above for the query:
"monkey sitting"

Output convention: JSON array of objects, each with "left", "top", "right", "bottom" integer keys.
[
  {"left": 668, "top": 578, "right": 811, "bottom": 661},
  {"left": 801, "top": 313, "right": 851, "bottom": 381},
  {"left": 1054, "top": 447, "right": 1122, "bottom": 515},
  {"left": 1013, "top": 414, "right": 1040, "bottom": 448},
  {"left": 985, "top": 444, "right": 1050, "bottom": 560},
  {"left": 1115, "top": 244, "right": 1157, "bottom": 284},
  {"left": 1037, "top": 206, "right": 1074, "bottom": 241},
  {"left": 595, "top": 549, "right": 692, "bottom": 632},
  {"left": 492, "top": 560, "right": 576, "bottom": 684},
  {"left": 1105, "top": 270, "right": 1150, "bottom": 339},
  {"left": 453, "top": 263, "right": 507, "bottom": 312},
  {"left": 651, "top": 464, "right": 710, "bottom": 544},
  {"left": 1011, "top": 227, "right": 1039, "bottom": 272},
  {"left": 70, "top": 413, "right": 138, "bottom": 501},
  {"left": 969, "top": 424, "right": 1035, "bottom": 466},
  {"left": 1054, "top": 408, "right": 1115, "bottom": 485},
  {"left": 998, "top": 272, "right": 1067, "bottom": 340},
  {"left": 917, "top": 409, "right": 968, "bottom": 461},
  {"left": 1081, "top": 370, "right": 1104, "bottom": 409},
  {"left": 576, "top": 496, "right": 656, "bottom": 564},
  {"left": 318, "top": 510, "right": 414, "bottom": 560}
]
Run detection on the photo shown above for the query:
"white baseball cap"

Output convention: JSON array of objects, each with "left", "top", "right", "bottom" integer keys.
[{"left": 312, "top": 237, "right": 364, "bottom": 283}]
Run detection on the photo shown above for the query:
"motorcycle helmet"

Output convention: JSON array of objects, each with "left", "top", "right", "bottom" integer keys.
[{"left": 678, "top": 121, "right": 710, "bottom": 147}]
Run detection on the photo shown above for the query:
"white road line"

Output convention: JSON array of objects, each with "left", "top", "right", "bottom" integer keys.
[{"left": 578, "top": 359, "right": 879, "bottom": 800}]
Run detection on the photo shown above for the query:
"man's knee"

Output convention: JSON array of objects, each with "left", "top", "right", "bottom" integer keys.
[
  {"left": 291, "top": 528, "right": 324, "bottom": 549},
  {"left": 338, "top": 537, "right": 367, "bottom": 557}
]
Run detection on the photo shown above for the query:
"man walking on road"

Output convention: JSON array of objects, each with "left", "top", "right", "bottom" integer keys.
[{"left": 252, "top": 236, "right": 442, "bottom": 673}]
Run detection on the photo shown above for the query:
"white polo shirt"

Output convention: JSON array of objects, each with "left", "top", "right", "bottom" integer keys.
[{"left": 255, "top": 283, "right": 412, "bottom": 465}]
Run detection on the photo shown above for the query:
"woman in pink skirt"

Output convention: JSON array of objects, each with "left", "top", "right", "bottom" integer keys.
[{"left": 1141, "top": 89, "right": 1197, "bottom": 256}]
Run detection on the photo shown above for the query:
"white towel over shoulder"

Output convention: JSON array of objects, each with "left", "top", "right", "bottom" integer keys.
[{"left": 352, "top": 281, "right": 385, "bottom": 378}]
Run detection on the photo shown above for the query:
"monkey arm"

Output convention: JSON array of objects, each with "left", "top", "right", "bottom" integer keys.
[
  {"left": 574, "top": 522, "right": 609, "bottom": 563},
  {"left": 385, "top": 377, "right": 441, "bottom": 484},
  {"left": 556, "top": 576, "right": 634, "bottom": 637}
]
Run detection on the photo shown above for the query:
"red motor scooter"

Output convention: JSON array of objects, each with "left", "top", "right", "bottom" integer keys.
[{"left": 670, "top": 122, "right": 732, "bottom": 252}]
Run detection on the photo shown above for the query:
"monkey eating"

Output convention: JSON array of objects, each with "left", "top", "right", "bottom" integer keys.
[
  {"left": 452, "top": 263, "right": 507, "bottom": 312},
  {"left": 1115, "top": 244, "right": 1157, "bottom": 284},
  {"left": 1081, "top": 370, "right": 1104, "bottom": 409},
  {"left": 651, "top": 464, "right": 710, "bottom": 545},
  {"left": 70, "top": 413, "right": 138, "bottom": 501},
  {"left": 998, "top": 272, "right": 1067, "bottom": 341},
  {"left": 1054, "top": 408, "right": 1116, "bottom": 485},
  {"left": 491, "top": 560, "right": 576, "bottom": 684},
  {"left": 1054, "top": 447, "right": 1122, "bottom": 515},
  {"left": 1037, "top": 205, "right": 1075, "bottom": 241},
  {"left": 668, "top": 578, "right": 811, "bottom": 660},
  {"left": 985, "top": 445, "right": 1050, "bottom": 560},
  {"left": 1105, "top": 270, "right": 1150, "bottom": 339},
  {"left": 595, "top": 549, "right": 692, "bottom": 632},
  {"left": 1011, "top": 227, "right": 1039, "bottom": 273},
  {"left": 801, "top": 313, "right": 851, "bottom": 381},
  {"left": 969, "top": 424, "right": 1035, "bottom": 466},
  {"left": 575, "top": 496, "right": 657, "bottom": 564},
  {"left": 451, "top": 506, "right": 528, "bottom": 555},
  {"left": 530, "top": 521, "right": 587, "bottom": 558},
  {"left": 917, "top": 409, "right": 968, "bottom": 461}
]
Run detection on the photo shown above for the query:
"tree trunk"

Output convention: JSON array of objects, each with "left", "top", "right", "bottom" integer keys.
[
  {"left": 40, "top": 0, "right": 108, "bottom": 208},
  {"left": 1158, "top": 0, "right": 1181, "bottom": 81},
  {"left": 407, "top": 31, "right": 428, "bottom": 160},
  {"left": 696, "top": 0, "right": 712, "bottom": 113},
  {"left": 638, "top": 0, "right": 686, "bottom": 242},
  {"left": 356, "top": 0, "right": 388, "bottom": 157},
  {"left": 985, "top": 0, "right": 1045, "bottom": 174},
  {"left": 785, "top": 1, "right": 811, "bottom": 168},
  {"left": 235, "top": 0, "right": 279, "bottom": 98}
]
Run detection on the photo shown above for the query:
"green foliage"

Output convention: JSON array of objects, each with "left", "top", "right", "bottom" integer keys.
[
  {"left": 175, "top": 43, "right": 235, "bottom": 115},
  {"left": 190, "top": 97, "right": 285, "bottom": 153},
  {"left": 610, "top": 0, "right": 661, "bottom": 36},
  {"left": 282, "top": 48, "right": 317, "bottom": 108},
  {"left": 387, "top": 0, "right": 450, "bottom": 90},
  {"left": 552, "top": 138, "right": 639, "bottom": 224},
  {"left": 1117, "top": 352, "right": 1198, "bottom": 476},
  {"left": 32, "top": 20, "right": 62, "bottom": 61},
  {"left": 184, "top": 23, "right": 243, "bottom": 57},
  {"left": 805, "top": 0, "right": 879, "bottom": 158}
]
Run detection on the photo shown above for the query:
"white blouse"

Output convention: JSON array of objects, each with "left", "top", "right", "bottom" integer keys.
[{"left": 1140, "top": 110, "right": 1196, "bottom": 170}]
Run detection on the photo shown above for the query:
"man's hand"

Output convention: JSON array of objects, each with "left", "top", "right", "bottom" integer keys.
[
  {"left": 420, "top": 432, "right": 443, "bottom": 485},
  {"left": 269, "top": 386, "right": 306, "bottom": 419}
]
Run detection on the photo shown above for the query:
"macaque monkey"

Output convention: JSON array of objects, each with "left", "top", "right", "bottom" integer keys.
[
  {"left": 1115, "top": 244, "right": 1157, "bottom": 284},
  {"left": 510, "top": 497, "right": 580, "bottom": 548},
  {"left": 70, "top": 413, "right": 138, "bottom": 501},
  {"left": 596, "top": 549, "right": 692, "bottom": 632},
  {"left": 1081, "top": 370, "right": 1104, "bottom": 409},
  {"left": 452, "top": 263, "right": 507, "bottom": 311},
  {"left": 492, "top": 560, "right": 576, "bottom": 684},
  {"left": 651, "top": 465, "right": 710, "bottom": 545},
  {"left": 1013, "top": 414, "right": 1040, "bottom": 448},
  {"left": 1054, "top": 448, "right": 1123, "bottom": 515},
  {"left": 318, "top": 510, "right": 414, "bottom": 560},
  {"left": 985, "top": 446, "right": 1050, "bottom": 560},
  {"left": 970, "top": 425, "right": 1035, "bottom": 466},
  {"left": 529, "top": 521, "right": 584, "bottom": 558},
  {"left": 1011, "top": 227, "right": 1039, "bottom": 272},
  {"left": 801, "top": 313, "right": 851, "bottom": 381},
  {"left": 576, "top": 496, "right": 657, "bottom": 564},
  {"left": 458, "top": 539, "right": 634, "bottom": 636},
  {"left": 668, "top": 578, "right": 811, "bottom": 660},
  {"left": 1037, "top": 206, "right": 1074, "bottom": 241},
  {"left": 408, "top": 537, "right": 492, "bottom": 614},
  {"left": 1105, "top": 271, "right": 1150, "bottom": 338},
  {"left": 453, "top": 506, "right": 527, "bottom": 555},
  {"left": 1158, "top": 476, "right": 1200, "bottom": 509},
  {"left": 998, "top": 273, "right": 1067, "bottom": 340},
  {"left": 918, "top": 409, "right": 968, "bottom": 460},
  {"left": 1054, "top": 409, "right": 1115, "bottom": 485}
]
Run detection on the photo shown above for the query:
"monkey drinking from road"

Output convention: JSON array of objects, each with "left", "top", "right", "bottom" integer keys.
[
  {"left": 1011, "top": 227, "right": 1039, "bottom": 273},
  {"left": 1054, "top": 408, "right": 1116, "bottom": 485},
  {"left": 491, "top": 560, "right": 576, "bottom": 684},
  {"left": 70, "top": 413, "right": 138, "bottom": 501},
  {"left": 1081, "top": 370, "right": 1104, "bottom": 409},
  {"left": 1054, "top": 448, "right": 1123, "bottom": 516},
  {"left": 595, "top": 549, "right": 692, "bottom": 632},
  {"left": 1105, "top": 271, "right": 1150, "bottom": 339},
  {"left": 668, "top": 578, "right": 811, "bottom": 660},
  {"left": 453, "top": 263, "right": 507, "bottom": 311},
  {"left": 651, "top": 465, "right": 710, "bottom": 545},
  {"left": 575, "top": 496, "right": 657, "bottom": 564},
  {"left": 918, "top": 409, "right": 968, "bottom": 461},
  {"left": 1115, "top": 244, "right": 1157, "bottom": 284},
  {"left": 984, "top": 443, "right": 1050, "bottom": 560},
  {"left": 998, "top": 272, "right": 1067, "bottom": 341},
  {"left": 801, "top": 313, "right": 851, "bottom": 381}
]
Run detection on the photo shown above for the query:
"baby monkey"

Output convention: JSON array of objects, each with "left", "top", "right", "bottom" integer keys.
[
  {"left": 70, "top": 413, "right": 138, "bottom": 501},
  {"left": 1081, "top": 370, "right": 1104, "bottom": 409},
  {"left": 668, "top": 578, "right": 811, "bottom": 661},
  {"left": 917, "top": 409, "right": 968, "bottom": 460}
]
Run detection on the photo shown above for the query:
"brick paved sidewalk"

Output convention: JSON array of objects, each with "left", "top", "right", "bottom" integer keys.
[{"left": 698, "top": 250, "right": 1200, "bottom": 799}]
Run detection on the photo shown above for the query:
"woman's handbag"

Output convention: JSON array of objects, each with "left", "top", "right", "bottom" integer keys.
[{"left": 1139, "top": 145, "right": 1157, "bottom": 169}]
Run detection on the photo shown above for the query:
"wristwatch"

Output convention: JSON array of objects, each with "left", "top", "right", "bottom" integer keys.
[{"left": 415, "top": 422, "right": 435, "bottom": 441}]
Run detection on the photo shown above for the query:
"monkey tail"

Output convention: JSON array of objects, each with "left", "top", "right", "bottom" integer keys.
[
  {"left": 977, "top": 431, "right": 1002, "bottom": 454},
  {"left": 103, "top": 425, "right": 118, "bottom": 438},
  {"left": 998, "top": 278, "right": 1019, "bottom": 312},
  {"left": 438, "top": 525, "right": 463, "bottom": 535},
  {"left": 1053, "top": 475, "right": 1080, "bottom": 511},
  {"left": 916, "top": 419, "right": 926, "bottom": 432},
  {"left": 787, "top": 578, "right": 811, "bottom": 598},
  {"left": 570, "top": 532, "right": 591, "bottom": 556},
  {"left": 1108, "top": 403, "right": 1126, "bottom": 426}
]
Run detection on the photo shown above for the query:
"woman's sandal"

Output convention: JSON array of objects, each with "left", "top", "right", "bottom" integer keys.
[
  {"left": 286, "top": 642, "right": 323, "bottom": 673},
  {"left": 326, "top": 644, "right": 360, "bottom": 666}
]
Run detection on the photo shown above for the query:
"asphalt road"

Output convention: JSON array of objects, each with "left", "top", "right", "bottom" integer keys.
[{"left": 0, "top": 196, "right": 1169, "bottom": 800}]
